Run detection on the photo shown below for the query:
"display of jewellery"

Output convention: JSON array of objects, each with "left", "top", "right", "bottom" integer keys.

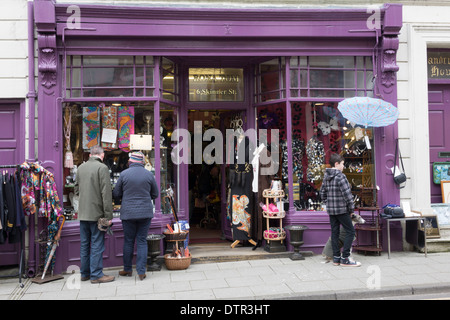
[
  {"left": 347, "top": 162, "right": 363, "bottom": 173},
  {"left": 306, "top": 135, "right": 325, "bottom": 182}
]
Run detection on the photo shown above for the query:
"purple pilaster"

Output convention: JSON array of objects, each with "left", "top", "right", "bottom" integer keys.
[{"left": 26, "top": 1, "right": 37, "bottom": 278}]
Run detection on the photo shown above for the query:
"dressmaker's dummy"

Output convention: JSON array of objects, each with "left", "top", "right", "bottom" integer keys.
[{"left": 230, "top": 130, "right": 256, "bottom": 248}]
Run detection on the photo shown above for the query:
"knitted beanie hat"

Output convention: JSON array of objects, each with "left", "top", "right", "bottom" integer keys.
[{"left": 129, "top": 151, "right": 145, "bottom": 164}]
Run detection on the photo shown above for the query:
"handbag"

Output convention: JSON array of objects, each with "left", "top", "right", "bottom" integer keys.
[
  {"left": 393, "top": 138, "right": 406, "bottom": 188},
  {"left": 382, "top": 204, "right": 404, "bottom": 218}
]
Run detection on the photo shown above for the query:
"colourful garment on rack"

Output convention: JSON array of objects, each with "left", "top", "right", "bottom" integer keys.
[
  {"left": 118, "top": 106, "right": 135, "bottom": 152},
  {"left": 20, "top": 162, "right": 62, "bottom": 221},
  {"left": 101, "top": 105, "right": 117, "bottom": 151},
  {"left": 20, "top": 162, "right": 41, "bottom": 216},
  {"left": 82, "top": 106, "right": 100, "bottom": 150}
]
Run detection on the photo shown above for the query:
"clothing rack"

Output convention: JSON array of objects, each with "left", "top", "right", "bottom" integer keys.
[
  {"left": 0, "top": 165, "right": 20, "bottom": 169},
  {"left": 0, "top": 164, "right": 25, "bottom": 288}
]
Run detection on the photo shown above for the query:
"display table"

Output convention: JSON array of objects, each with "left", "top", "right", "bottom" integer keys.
[{"left": 386, "top": 216, "right": 427, "bottom": 259}]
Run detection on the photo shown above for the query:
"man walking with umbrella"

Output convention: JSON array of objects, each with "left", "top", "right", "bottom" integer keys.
[{"left": 75, "top": 145, "right": 115, "bottom": 283}]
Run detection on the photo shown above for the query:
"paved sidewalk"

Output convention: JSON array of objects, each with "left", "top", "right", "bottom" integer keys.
[{"left": 2, "top": 251, "right": 450, "bottom": 300}]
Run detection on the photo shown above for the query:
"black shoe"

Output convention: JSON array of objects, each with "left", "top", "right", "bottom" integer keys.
[{"left": 333, "top": 256, "right": 341, "bottom": 266}]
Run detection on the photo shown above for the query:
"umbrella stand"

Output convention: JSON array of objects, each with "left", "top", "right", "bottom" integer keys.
[{"left": 32, "top": 216, "right": 65, "bottom": 285}]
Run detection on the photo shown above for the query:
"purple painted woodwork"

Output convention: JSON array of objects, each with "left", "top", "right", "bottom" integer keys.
[
  {"left": 429, "top": 85, "right": 450, "bottom": 204},
  {"left": 33, "top": 0, "right": 403, "bottom": 272},
  {"left": 0, "top": 100, "right": 25, "bottom": 266}
]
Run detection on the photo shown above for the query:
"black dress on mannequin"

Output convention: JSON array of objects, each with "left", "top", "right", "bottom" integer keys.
[{"left": 230, "top": 135, "right": 255, "bottom": 245}]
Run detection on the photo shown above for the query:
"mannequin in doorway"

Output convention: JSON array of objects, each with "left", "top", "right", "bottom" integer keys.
[
  {"left": 251, "top": 143, "right": 272, "bottom": 250},
  {"left": 230, "top": 129, "right": 257, "bottom": 248}
]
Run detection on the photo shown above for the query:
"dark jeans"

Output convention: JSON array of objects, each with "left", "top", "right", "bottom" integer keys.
[
  {"left": 122, "top": 218, "right": 152, "bottom": 275},
  {"left": 80, "top": 221, "right": 106, "bottom": 280},
  {"left": 329, "top": 213, "right": 355, "bottom": 259}
]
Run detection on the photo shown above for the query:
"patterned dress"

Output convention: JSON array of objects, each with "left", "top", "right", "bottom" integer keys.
[{"left": 230, "top": 136, "right": 253, "bottom": 241}]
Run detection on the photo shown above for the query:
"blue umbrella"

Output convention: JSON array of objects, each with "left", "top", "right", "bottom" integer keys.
[{"left": 337, "top": 97, "right": 399, "bottom": 128}]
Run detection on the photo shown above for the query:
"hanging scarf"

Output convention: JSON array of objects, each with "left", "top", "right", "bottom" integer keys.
[
  {"left": 101, "top": 105, "right": 118, "bottom": 151},
  {"left": 118, "top": 106, "right": 135, "bottom": 152},
  {"left": 82, "top": 106, "right": 100, "bottom": 150}
]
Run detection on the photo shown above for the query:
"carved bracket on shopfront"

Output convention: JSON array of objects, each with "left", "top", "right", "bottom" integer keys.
[
  {"left": 380, "top": 36, "right": 399, "bottom": 92},
  {"left": 37, "top": 34, "right": 57, "bottom": 89}
]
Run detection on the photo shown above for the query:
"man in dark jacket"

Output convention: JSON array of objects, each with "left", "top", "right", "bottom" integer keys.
[
  {"left": 113, "top": 151, "right": 159, "bottom": 280},
  {"left": 75, "top": 145, "right": 115, "bottom": 283},
  {"left": 320, "top": 153, "right": 360, "bottom": 267}
]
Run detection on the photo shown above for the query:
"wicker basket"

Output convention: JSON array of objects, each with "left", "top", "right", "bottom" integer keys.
[
  {"left": 164, "top": 254, "right": 192, "bottom": 270},
  {"left": 164, "top": 231, "right": 189, "bottom": 241},
  {"left": 263, "top": 229, "right": 286, "bottom": 241}
]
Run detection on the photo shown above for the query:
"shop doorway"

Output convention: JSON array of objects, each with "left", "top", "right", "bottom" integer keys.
[
  {"left": 187, "top": 109, "right": 246, "bottom": 244},
  {"left": 429, "top": 84, "right": 450, "bottom": 203},
  {"left": 0, "top": 100, "right": 24, "bottom": 267}
]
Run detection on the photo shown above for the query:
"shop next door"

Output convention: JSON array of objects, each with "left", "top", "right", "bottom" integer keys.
[
  {"left": 0, "top": 100, "right": 24, "bottom": 266},
  {"left": 429, "top": 85, "right": 450, "bottom": 203}
]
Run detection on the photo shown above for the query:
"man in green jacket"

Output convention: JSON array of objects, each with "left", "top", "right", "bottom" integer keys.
[{"left": 75, "top": 145, "right": 115, "bottom": 283}]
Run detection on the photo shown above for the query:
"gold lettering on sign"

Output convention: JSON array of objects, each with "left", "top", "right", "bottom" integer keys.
[
  {"left": 188, "top": 68, "right": 244, "bottom": 102},
  {"left": 428, "top": 52, "right": 450, "bottom": 79},
  {"left": 192, "top": 74, "right": 240, "bottom": 83}
]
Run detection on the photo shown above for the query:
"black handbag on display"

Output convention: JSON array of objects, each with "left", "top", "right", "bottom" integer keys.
[{"left": 393, "top": 139, "right": 406, "bottom": 188}]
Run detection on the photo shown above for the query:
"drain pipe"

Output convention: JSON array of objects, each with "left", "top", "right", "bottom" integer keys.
[{"left": 26, "top": 0, "right": 37, "bottom": 278}]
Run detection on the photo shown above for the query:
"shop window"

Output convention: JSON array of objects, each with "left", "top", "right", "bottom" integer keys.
[
  {"left": 289, "top": 56, "right": 374, "bottom": 98},
  {"left": 65, "top": 55, "right": 156, "bottom": 98},
  {"left": 256, "top": 102, "right": 286, "bottom": 177},
  {"left": 61, "top": 101, "right": 164, "bottom": 221},
  {"left": 289, "top": 102, "right": 375, "bottom": 212},
  {"left": 254, "top": 58, "right": 286, "bottom": 103},
  {"left": 161, "top": 57, "right": 179, "bottom": 102},
  {"left": 159, "top": 104, "right": 178, "bottom": 214}
]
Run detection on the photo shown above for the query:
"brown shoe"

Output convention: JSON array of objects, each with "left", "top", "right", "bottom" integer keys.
[
  {"left": 138, "top": 274, "right": 146, "bottom": 281},
  {"left": 119, "top": 270, "right": 133, "bottom": 277},
  {"left": 81, "top": 276, "right": 90, "bottom": 281},
  {"left": 90, "top": 275, "right": 115, "bottom": 284}
]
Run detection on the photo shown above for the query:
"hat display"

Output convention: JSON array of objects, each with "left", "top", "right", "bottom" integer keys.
[{"left": 129, "top": 151, "right": 145, "bottom": 164}]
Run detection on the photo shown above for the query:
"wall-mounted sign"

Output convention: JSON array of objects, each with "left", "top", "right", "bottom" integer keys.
[
  {"left": 189, "top": 68, "right": 244, "bottom": 102},
  {"left": 428, "top": 52, "right": 450, "bottom": 79}
]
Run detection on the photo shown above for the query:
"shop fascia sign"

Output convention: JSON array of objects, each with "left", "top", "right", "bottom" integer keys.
[
  {"left": 428, "top": 52, "right": 450, "bottom": 79},
  {"left": 188, "top": 68, "right": 244, "bottom": 101}
]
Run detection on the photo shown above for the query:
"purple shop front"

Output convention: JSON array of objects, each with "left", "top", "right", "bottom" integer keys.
[{"left": 31, "top": 0, "right": 403, "bottom": 274}]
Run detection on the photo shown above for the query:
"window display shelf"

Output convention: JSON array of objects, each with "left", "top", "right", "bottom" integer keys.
[
  {"left": 262, "top": 188, "right": 286, "bottom": 245},
  {"left": 263, "top": 210, "right": 286, "bottom": 219}
]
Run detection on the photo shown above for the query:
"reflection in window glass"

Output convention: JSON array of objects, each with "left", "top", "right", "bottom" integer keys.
[
  {"left": 159, "top": 105, "right": 178, "bottom": 214},
  {"left": 254, "top": 58, "right": 285, "bottom": 103},
  {"left": 289, "top": 56, "right": 373, "bottom": 98},
  {"left": 65, "top": 55, "right": 156, "bottom": 98}
]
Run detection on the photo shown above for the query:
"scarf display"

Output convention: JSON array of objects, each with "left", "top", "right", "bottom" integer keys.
[
  {"left": 82, "top": 106, "right": 100, "bottom": 150},
  {"left": 101, "top": 105, "right": 118, "bottom": 151},
  {"left": 118, "top": 106, "right": 135, "bottom": 152}
]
